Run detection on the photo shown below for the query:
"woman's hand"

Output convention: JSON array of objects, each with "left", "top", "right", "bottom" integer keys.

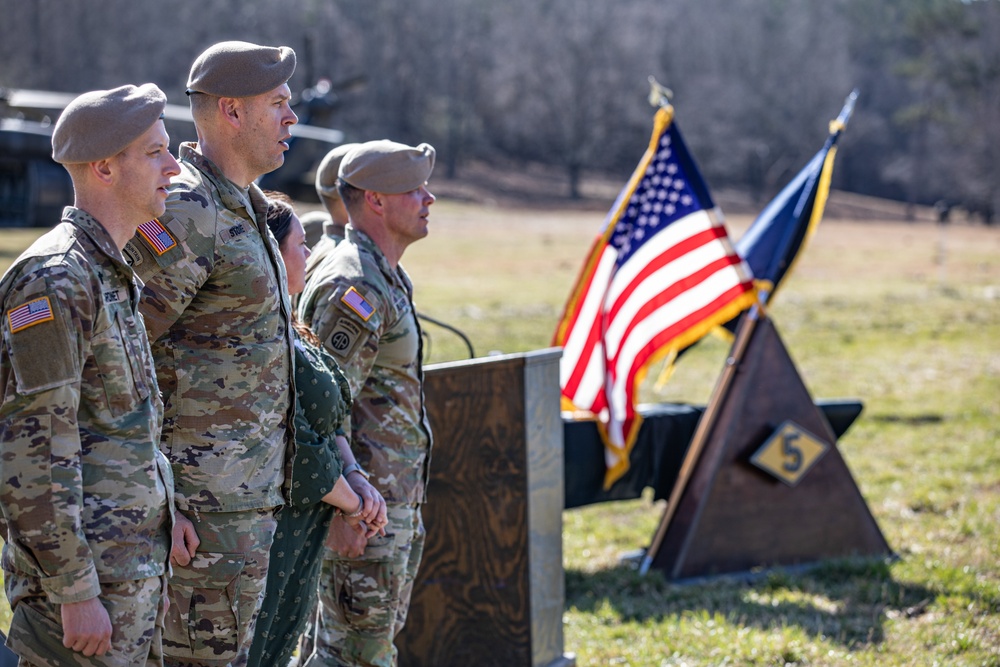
[
  {"left": 326, "top": 515, "right": 369, "bottom": 557},
  {"left": 346, "top": 473, "right": 387, "bottom": 536}
]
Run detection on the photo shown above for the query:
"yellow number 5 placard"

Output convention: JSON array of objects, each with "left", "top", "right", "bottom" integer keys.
[{"left": 750, "top": 421, "right": 830, "bottom": 487}]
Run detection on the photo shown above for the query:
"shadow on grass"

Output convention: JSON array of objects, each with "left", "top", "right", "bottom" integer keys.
[
  {"left": 565, "top": 557, "right": 938, "bottom": 647},
  {"left": 867, "top": 413, "right": 945, "bottom": 425}
]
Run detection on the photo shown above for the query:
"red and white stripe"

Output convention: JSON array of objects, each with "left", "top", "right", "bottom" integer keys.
[{"left": 559, "top": 208, "right": 753, "bottom": 470}]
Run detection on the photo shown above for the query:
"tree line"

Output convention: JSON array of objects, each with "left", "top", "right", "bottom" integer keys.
[{"left": 1, "top": 0, "right": 997, "bottom": 221}]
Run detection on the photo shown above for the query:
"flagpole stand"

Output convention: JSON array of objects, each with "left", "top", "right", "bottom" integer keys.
[{"left": 640, "top": 313, "right": 891, "bottom": 580}]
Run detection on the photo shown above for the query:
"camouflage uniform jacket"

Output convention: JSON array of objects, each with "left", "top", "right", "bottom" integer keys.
[
  {"left": 125, "top": 142, "right": 295, "bottom": 513},
  {"left": 298, "top": 226, "right": 432, "bottom": 505},
  {"left": 294, "top": 221, "right": 343, "bottom": 314},
  {"left": 306, "top": 226, "right": 344, "bottom": 290},
  {"left": 0, "top": 207, "right": 172, "bottom": 604}
]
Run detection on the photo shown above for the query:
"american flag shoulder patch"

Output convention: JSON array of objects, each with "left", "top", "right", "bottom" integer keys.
[
  {"left": 136, "top": 219, "right": 177, "bottom": 255},
  {"left": 7, "top": 296, "right": 55, "bottom": 333},
  {"left": 341, "top": 286, "right": 375, "bottom": 321}
]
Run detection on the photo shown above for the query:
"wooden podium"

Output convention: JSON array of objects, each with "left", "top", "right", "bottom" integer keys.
[{"left": 397, "top": 349, "right": 575, "bottom": 667}]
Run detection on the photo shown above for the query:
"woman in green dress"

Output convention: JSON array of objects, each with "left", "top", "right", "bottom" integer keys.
[{"left": 248, "top": 193, "right": 388, "bottom": 667}]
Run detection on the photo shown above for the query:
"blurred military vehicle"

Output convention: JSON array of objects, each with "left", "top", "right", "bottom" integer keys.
[
  {"left": 1, "top": 88, "right": 74, "bottom": 227},
  {"left": 1, "top": 80, "right": 351, "bottom": 227}
]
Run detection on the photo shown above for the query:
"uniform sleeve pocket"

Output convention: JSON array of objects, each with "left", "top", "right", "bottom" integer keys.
[
  {"left": 163, "top": 552, "right": 245, "bottom": 662},
  {"left": 6, "top": 301, "right": 78, "bottom": 395}
]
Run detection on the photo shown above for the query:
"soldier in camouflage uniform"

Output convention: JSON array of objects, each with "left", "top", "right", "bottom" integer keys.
[
  {"left": 0, "top": 84, "right": 180, "bottom": 665},
  {"left": 300, "top": 142, "right": 358, "bottom": 261},
  {"left": 297, "top": 140, "right": 437, "bottom": 667},
  {"left": 122, "top": 42, "right": 298, "bottom": 667}
]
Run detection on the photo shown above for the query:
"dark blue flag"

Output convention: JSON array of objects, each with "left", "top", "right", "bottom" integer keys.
[
  {"left": 736, "top": 90, "right": 858, "bottom": 307},
  {"left": 654, "top": 90, "right": 858, "bottom": 385}
]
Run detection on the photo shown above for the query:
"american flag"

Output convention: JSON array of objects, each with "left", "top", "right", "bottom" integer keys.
[
  {"left": 137, "top": 219, "right": 177, "bottom": 255},
  {"left": 8, "top": 297, "right": 55, "bottom": 333},
  {"left": 553, "top": 105, "right": 757, "bottom": 487},
  {"left": 341, "top": 286, "right": 375, "bottom": 321}
]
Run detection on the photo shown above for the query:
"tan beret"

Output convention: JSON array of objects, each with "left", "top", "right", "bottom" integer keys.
[
  {"left": 315, "top": 143, "right": 360, "bottom": 200},
  {"left": 186, "top": 40, "right": 296, "bottom": 97},
  {"left": 52, "top": 83, "right": 167, "bottom": 165},
  {"left": 339, "top": 140, "right": 436, "bottom": 194}
]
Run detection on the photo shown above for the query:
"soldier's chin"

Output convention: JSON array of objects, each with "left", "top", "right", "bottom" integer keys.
[{"left": 263, "top": 155, "right": 285, "bottom": 175}]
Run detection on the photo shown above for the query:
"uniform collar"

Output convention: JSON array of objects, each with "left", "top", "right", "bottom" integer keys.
[
  {"left": 62, "top": 206, "right": 127, "bottom": 266},
  {"left": 345, "top": 225, "right": 398, "bottom": 281},
  {"left": 322, "top": 218, "right": 343, "bottom": 236},
  {"left": 344, "top": 225, "right": 414, "bottom": 294},
  {"left": 178, "top": 142, "right": 259, "bottom": 220}
]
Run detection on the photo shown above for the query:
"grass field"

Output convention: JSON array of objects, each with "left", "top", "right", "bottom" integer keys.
[
  {"left": 408, "top": 202, "right": 1000, "bottom": 666},
  {"left": 1, "top": 198, "right": 998, "bottom": 665}
]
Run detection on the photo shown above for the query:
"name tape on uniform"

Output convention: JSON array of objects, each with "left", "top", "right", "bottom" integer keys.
[
  {"left": 219, "top": 223, "right": 249, "bottom": 244},
  {"left": 103, "top": 288, "right": 126, "bottom": 304}
]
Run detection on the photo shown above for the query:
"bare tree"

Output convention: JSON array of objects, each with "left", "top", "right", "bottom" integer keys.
[{"left": 1, "top": 0, "right": 998, "bottom": 210}]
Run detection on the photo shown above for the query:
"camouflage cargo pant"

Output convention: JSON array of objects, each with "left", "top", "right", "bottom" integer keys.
[
  {"left": 162, "top": 508, "right": 277, "bottom": 667},
  {"left": 4, "top": 573, "right": 167, "bottom": 666},
  {"left": 302, "top": 504, "right": 425, "bottom": 667}
]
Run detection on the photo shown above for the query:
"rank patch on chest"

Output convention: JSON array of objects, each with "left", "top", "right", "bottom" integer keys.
[
  {"left": 7, "top": 296, "right": 54, "bottom": 333},
  {"left": 103, "top": 288, "right": 125, "bottom": 304},
  {"left": 341, "top": 286, "right": 375, "bottom": 321},
  {"left": 137, "top": 219, "right": 177, "bottom": 255}
]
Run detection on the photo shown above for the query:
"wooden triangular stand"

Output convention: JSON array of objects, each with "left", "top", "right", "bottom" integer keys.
[{"left": 642, "top": 314, "right": 891, "bottom": 580}]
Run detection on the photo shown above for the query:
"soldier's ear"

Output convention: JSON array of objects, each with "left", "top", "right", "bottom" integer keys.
[
  {"left": 363, "top": 190, "right": 385, "bottom": 215},
  {"left": 218, "top": 96, "right": 242, "bottom": 129},
  {"left": 89, "top": 158, "right": 115, "bottom": 185}
]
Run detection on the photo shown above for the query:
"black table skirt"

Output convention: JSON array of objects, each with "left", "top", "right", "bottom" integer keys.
[{"left": 563, "top": 399, "right": 863, "bottom": 509}]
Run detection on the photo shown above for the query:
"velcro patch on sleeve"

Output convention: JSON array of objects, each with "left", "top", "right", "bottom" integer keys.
[
  {"left": 341, "top": 286, "right": 375, "bottom": 321},
  {"left": 6, "top": 294, "right": 78, "bottom": 393},
  {"left": 7, "top": 297, "right": 54, "bottom": 333},
  {"left": 136, "top": 219, "right": 178, "bottom": 255}
]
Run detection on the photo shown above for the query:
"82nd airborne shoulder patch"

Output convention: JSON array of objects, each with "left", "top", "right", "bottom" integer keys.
[{"left": 327, "top": 316, "right": 366, "bottom": 361}]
